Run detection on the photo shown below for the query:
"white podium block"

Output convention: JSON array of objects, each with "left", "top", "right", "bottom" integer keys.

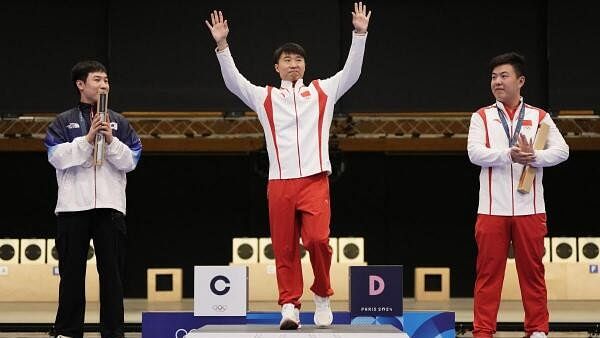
[{"left": 194, "top": 266, "right": 248, "bottom": 316}]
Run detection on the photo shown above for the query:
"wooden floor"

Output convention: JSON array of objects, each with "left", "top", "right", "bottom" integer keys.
[{"left": 0, "top": 298, "right": 598, "bottom": 337}]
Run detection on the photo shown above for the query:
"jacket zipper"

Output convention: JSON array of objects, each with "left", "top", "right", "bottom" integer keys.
[
  {"left": 509, "top": 112, "right": 514, "bottom": 216},
  {"left": 293, "top": 88, "right": 302, "bottom": 176}
]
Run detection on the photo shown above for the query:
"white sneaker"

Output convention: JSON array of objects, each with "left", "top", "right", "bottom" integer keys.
[
  {"left": 530, "top": 332, "right": 547, "bottom": 338},
  {"left": 279, "top": 303, "right": 300, "bottom": 330},
  {"left": 313, "top": 294, "right": 333, "bottom": 327},
  {"left": 56, "top": 335, "right": 72, "bottom": 338}
]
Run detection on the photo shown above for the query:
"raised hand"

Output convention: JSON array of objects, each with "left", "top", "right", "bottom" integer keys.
[
  {"left": 205, "top": 10, "right": 229, "bottom": 50},
  {"left": 352, "top": 2, "right": 372, "bottom": 34}
]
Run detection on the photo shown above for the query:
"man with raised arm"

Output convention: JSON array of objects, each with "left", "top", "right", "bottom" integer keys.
[{"left": 205, "top": 2, "right": 371, "bottom": 330}]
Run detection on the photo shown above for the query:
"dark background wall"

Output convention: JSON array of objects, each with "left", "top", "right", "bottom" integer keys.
[
  {"left": 1, "top": 1, "right": 599, "bottom": 298},
  {"left": 1, "top": 0, "right": 599, "bottom": 114}
]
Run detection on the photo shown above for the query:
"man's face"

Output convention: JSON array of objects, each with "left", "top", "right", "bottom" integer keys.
[
  {"left": 77, "top": 71, "right": 109, "bottom": 104},
  {"left": 274, "top": 52, "right": 305, "bottom": 82},
  {"left": 490, "top": 64, "right": 524, "bottom": 105}
]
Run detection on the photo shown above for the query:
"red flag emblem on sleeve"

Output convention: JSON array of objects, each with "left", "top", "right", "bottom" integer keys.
[
  {"left": 523, "top": 120, "right": 532, "bottom": 126},
  {"left": 301, "top": 91, "right": 311, "bottom": 97}
]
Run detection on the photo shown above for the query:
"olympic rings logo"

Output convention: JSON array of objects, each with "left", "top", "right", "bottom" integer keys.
[
  {"left": 175, "top": 328, "right": 187, "bottom": 338},
  {"left": 212, "top": 304, "right": 228, "bottom": 312}
]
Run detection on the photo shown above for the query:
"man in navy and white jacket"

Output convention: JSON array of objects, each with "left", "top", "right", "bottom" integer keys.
[
  {"left": 44, "top": 60, "right": 141, "bottom": 338},
  {"left": 468, "top": 52, "right": 568, "bottom": 338},
  {"left": 205, "top": 2, "right": 371, "bottom": 330}
]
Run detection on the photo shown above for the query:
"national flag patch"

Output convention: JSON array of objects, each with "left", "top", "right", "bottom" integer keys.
[
  {"left": 301, "top": 90, "right": 311, "bottom": 97},
  {"left": 522, "top": 120, "right": 532, "bottom": 126}
]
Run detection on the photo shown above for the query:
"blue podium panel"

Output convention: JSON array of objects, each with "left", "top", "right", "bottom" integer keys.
[
  {"left": 141, "top": 311, "right": 452, "bottom": 338},
  {"left": 351, "top": 312, "right": 455, "bottom": 338},
  {"left": 184, "top": 324, "right": 409, "bottom": 338}
]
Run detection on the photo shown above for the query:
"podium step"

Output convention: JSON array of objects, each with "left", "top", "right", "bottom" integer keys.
[{"left": 185, "top": 324, "right": 409, "bottom": 337}]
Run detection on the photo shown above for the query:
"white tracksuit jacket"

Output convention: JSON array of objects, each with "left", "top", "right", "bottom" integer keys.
[
  {"left": 216, "top": 32, "right": 367, "bottom": 180},
  {"left": 467, "top": 99, "right": 569, "bottom": 216},
  {"left": 45, "top": 107, "right": 142, "bottom": 214}
]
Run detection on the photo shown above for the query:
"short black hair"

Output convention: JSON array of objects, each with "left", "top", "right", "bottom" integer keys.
[
  {"left": 71, "top": 60, "right": 107, "bottom": 95},
  {"left": 489, "top": 52, "right": 526, "bottom": 77},
  {"left": 273, "top": 43, "right": 306, "bottom": 64}
]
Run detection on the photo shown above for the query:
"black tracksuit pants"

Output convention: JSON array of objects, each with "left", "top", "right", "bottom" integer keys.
[{"left": 53, "top": 208, "right": 126, "bottom": 338}]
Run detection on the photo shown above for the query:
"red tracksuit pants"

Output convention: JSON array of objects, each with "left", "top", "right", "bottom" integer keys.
[
  {"left": 267, "top": 172, "right": 334, "bottom": 308},
  {"left": 473, "top": 213, "right": 549, "bottom": 338}
]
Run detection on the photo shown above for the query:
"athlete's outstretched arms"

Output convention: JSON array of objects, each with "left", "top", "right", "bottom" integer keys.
[{"left": 205, "top": 10, "right": 229, "bottom": 51}]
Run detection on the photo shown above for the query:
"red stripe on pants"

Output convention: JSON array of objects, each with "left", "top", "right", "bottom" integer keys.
[
  {"left": 267, "top": 172, "right": 334, "bottom": 308},
  {"left": 473, "top": 214, "right": 549, "bottom": 337}
]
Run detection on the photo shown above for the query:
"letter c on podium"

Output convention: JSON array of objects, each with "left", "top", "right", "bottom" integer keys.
[{"left": 210, "top": 275, "right": 231, "bottom": 295}]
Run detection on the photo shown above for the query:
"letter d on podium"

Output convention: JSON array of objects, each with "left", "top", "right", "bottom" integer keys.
[
  {"left": 369, "top": 275, "right": 385, "bottom": 296},
  {"left": 194, "top": 266, "right": 248, "bottom": 317}
]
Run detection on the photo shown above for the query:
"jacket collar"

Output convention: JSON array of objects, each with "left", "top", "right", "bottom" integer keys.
[
  {"left": 77, "top": 101, "right": 96, "bottom": 116},
  {"left": 280, "top": 79, "right": 305, "bottom": 90},
  {"left": 495, "top": 97, "right": 524, "bottom": 112}
]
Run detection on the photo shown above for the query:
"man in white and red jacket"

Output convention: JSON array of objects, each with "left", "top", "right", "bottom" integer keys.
[
  {"left": 467, "top": 52, "right": 569, "bottom": 338},
  {"left": 206, "top": 2, "right": 371, "bottom": 330}
]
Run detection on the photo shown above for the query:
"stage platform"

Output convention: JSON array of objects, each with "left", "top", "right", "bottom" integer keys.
[
  {"left": 0, "top": 299, "right": 598, "bottom": 337},
  {"left": 1, "top": 298, "right": 598, "bottom": 324},
  {"left": 185, "top": 324, "right": 409, "bottom": 338}
]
